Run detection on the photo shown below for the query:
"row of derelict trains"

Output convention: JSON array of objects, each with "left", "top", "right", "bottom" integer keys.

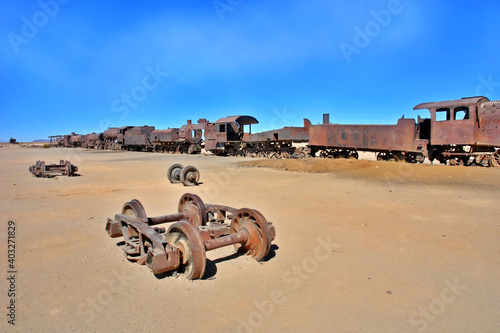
[{"left": 51, "top": 96, "right": 500, "bottom": 167}]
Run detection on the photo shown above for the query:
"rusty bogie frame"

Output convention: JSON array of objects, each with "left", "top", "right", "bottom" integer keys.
[
  {"left": 105, "top": 193, "right": 276, "bottom": 280},
  {"left": 29, "top": 160, "right": 78, "bottom": 178}
]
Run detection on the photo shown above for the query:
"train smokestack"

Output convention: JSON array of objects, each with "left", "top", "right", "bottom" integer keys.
[
  {"left": 187, "top": 120, "right": 192, "bottom": 125},
  {"left": 323, "top": 114, "right": 329, "bottom": 125}
]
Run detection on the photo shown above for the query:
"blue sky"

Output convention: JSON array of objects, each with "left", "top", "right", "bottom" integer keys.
[{"left": 1, "top": 0, "right": 499, "bottom": 141}]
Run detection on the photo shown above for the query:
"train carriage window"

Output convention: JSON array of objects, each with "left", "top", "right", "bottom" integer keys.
[
  {"left": 454, "top": 107, "right": 469, "bottom": 120},
  {"left": 217, "top": 124, "right": 226, "bottom": 133},
  {"left": 436, "top": 108, "right": 450, "bottom": 121}
]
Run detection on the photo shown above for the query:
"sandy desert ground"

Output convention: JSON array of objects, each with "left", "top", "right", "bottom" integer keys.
[{"left": 1, "top": 145, "right": 499, "bottom": 333}]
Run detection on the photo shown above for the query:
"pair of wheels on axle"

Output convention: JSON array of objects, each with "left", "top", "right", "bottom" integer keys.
[
  {"left": 29, "top": 161, "right": 46, "bottom": 178},
  {"left": 121, "top": 193, "right": 273, "bottom": 280},
  {"left": 167, "top": 164, "right": 200, "bottom": 186}
]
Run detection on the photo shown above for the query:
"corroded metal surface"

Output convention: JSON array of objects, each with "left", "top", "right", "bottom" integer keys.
[
  {"left": 48, "top": 96, "right": 499, "bottom": 166},
  {"left": 167, "top": 164, "right": 201, "bottom": 186},
  {"left": 124, "top": 126, "right": 155, "bottom": 149},
  {"left": 309, "top": 118, "right": 424, "bottom": 152},
  {"left": 29, "top": 160, "right": 78, "bottom": 178},
  {"left": 105, "top": 193, "right": 276, "bottom": 280},
  {"left": 414, "top": 97, "right": 500, "bottom": 166}
]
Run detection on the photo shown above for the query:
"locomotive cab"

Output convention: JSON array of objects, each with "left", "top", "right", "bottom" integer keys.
[
  {"left": 205, "top": 116, "right": 259, "bottom": 154},
  {"left": 414, "top": 96, "right": 499, "bottom": 166},
  {"left": 414, "top": 96, "right": 488, "bottom": 146}
]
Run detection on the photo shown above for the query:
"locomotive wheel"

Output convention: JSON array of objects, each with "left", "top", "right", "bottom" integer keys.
[
  {"left": 167, "top": 163, "right": 184, "bottom": 183},
  {"left": 180, "top": 165, "right": 200, "bottom": 186},
  {"left": 475, "top": 155, "right": 490, "bottom": 167},
  {"left": 230, "top": 208, "right": 274, "bottom": 262},
  {"left": 349, "top": 151, "right": 359, "bottom": 159},
  {"left": 166, "top": 221, "right": 206, "bottom": 280},
  {"left": 492, "top": 152, "right": 500, "bottom": 168},
  {"left": 178, "top": 193, "right": 207, "bottom": 227},
  {"left": 280, "top": 151, "right": 290, "bottom": 159},
  {"left": 65, "top": 161, "right": 72, "bottom": 176},
  {"left": 188, "top": 145, "right": 196, "bottom": 154},
  {"left": 297, "top": 147, "right": 307, "bottom": 159},
  {"left": 40, "top": 161, "right": 46, "bottom": 178},
  {"left": 257, "top": 152, "right": 267, "bottom": 158},
  {"left": 122, "top": 199, "right": 147, "bottom": 218},
  {"left": 268, "top": 152, "right": 279, "bottom": 159}
]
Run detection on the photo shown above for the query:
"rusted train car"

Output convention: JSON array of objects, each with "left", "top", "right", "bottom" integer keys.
[
  {"left": 204, "top": 116, "right": 258, "bottom": 156},
  {"left": 123, "top": 126, "right": 155, "bottom": 151},
  {"left": 51, "top": 96, "right": 499, "bottom": 166},
  {"left": 103, "top": 126, "right": 133, "bottom": 150},
  {"left": 204, "top": 115, "right": 310, "bottom": 157},
  {"left": 309, "top": 115, "right": 429, "bottom": 162},
  {"left": 150, "top": 119, "right": 207, "bottom": 154},
  {"left": 414, "top": 96, "right": 499, "bottom": 166},
  {"left": 85, "top": 132, "right": 104, "bottom": 149},
  {"left": 309, "top": 96, "right": 499, "bottom": 166}
]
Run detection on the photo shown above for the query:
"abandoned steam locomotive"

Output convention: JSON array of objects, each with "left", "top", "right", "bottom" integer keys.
[{"left": 50, "top": 96, "right": 500, "bottom": 167}]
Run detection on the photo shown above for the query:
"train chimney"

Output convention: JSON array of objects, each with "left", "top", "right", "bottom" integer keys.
[
  {"left": 187, "top": 120, "right": 192, "bottom": 125},
  {"left": 323, "top": 114, "right": 329, "bottom": 125}
]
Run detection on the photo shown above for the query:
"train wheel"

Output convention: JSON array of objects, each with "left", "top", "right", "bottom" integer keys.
[
  {"left": 65, "top": 161, "right": 72, "bottom": 176},
  {"left": 40, "top": 161, "right": 46, "bottom": 178},
  {"left": 280, "top": 151, "right": 290, "bottom": 159},
  {"left": 180, "top": 165, "right": 200, "bottom": 186},
  {"left": 167, "top": 164, "right": 184, "bottom": 183},
  {"left": 230, "top": 208, "right": 274, "bottom": 262},
  {"left": 268, "top": 152, "right": 279, "bottom": 159},
  {"left": 475, "top": 154, "right": 490, "bottom": 167},
  {"left": 297, "top": 147, "right": 309, "bottom": 159},
  {"left": 491, "top": 152, "right": 500, "bottom": 168},
  {"left": 257, "top": 152, "right": 266, "bottom": 158},
  {"left": 166, "top": 221, "right": 206, "bottom": 280},
  {"left": 122, "top": 199, "right": 147, "bottom": 219},
  {"left": 178, "top": 193, "right": 207, "bottom": 227},
  {"left": 349, "top": 151, "right": 359, "bottom": 159}
]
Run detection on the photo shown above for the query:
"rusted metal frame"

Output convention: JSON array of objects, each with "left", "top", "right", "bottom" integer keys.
[
  {"left": 29, "top": 160, "right": 77, "bottom": 178},
  {"left": 106, "top": 211, "right": 189, "bottom": 237},
  {"left": 205, "top": 204, "right": 238, "bottom": 223},
  {"left": 115, "top": 215, "right": 181, "bottom": 274},
  {"left": 106, "top": 193, "right": 276, "bottom": 279}
]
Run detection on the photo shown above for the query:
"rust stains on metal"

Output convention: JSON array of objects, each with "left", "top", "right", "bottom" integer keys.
[
  {"left": 105, "top": 193, "right": 276, "bottom": 280},
  {"left": 29, "top": 160, "right": 78, "bottom": 178}
]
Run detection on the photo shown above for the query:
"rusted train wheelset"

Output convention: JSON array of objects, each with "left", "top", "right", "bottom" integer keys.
[
  {"left": 105, "top": 193, "right": 276, "bottom": 280},
  {"left": 167, "top": 164, "right": 200, "bottom": 186}
]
